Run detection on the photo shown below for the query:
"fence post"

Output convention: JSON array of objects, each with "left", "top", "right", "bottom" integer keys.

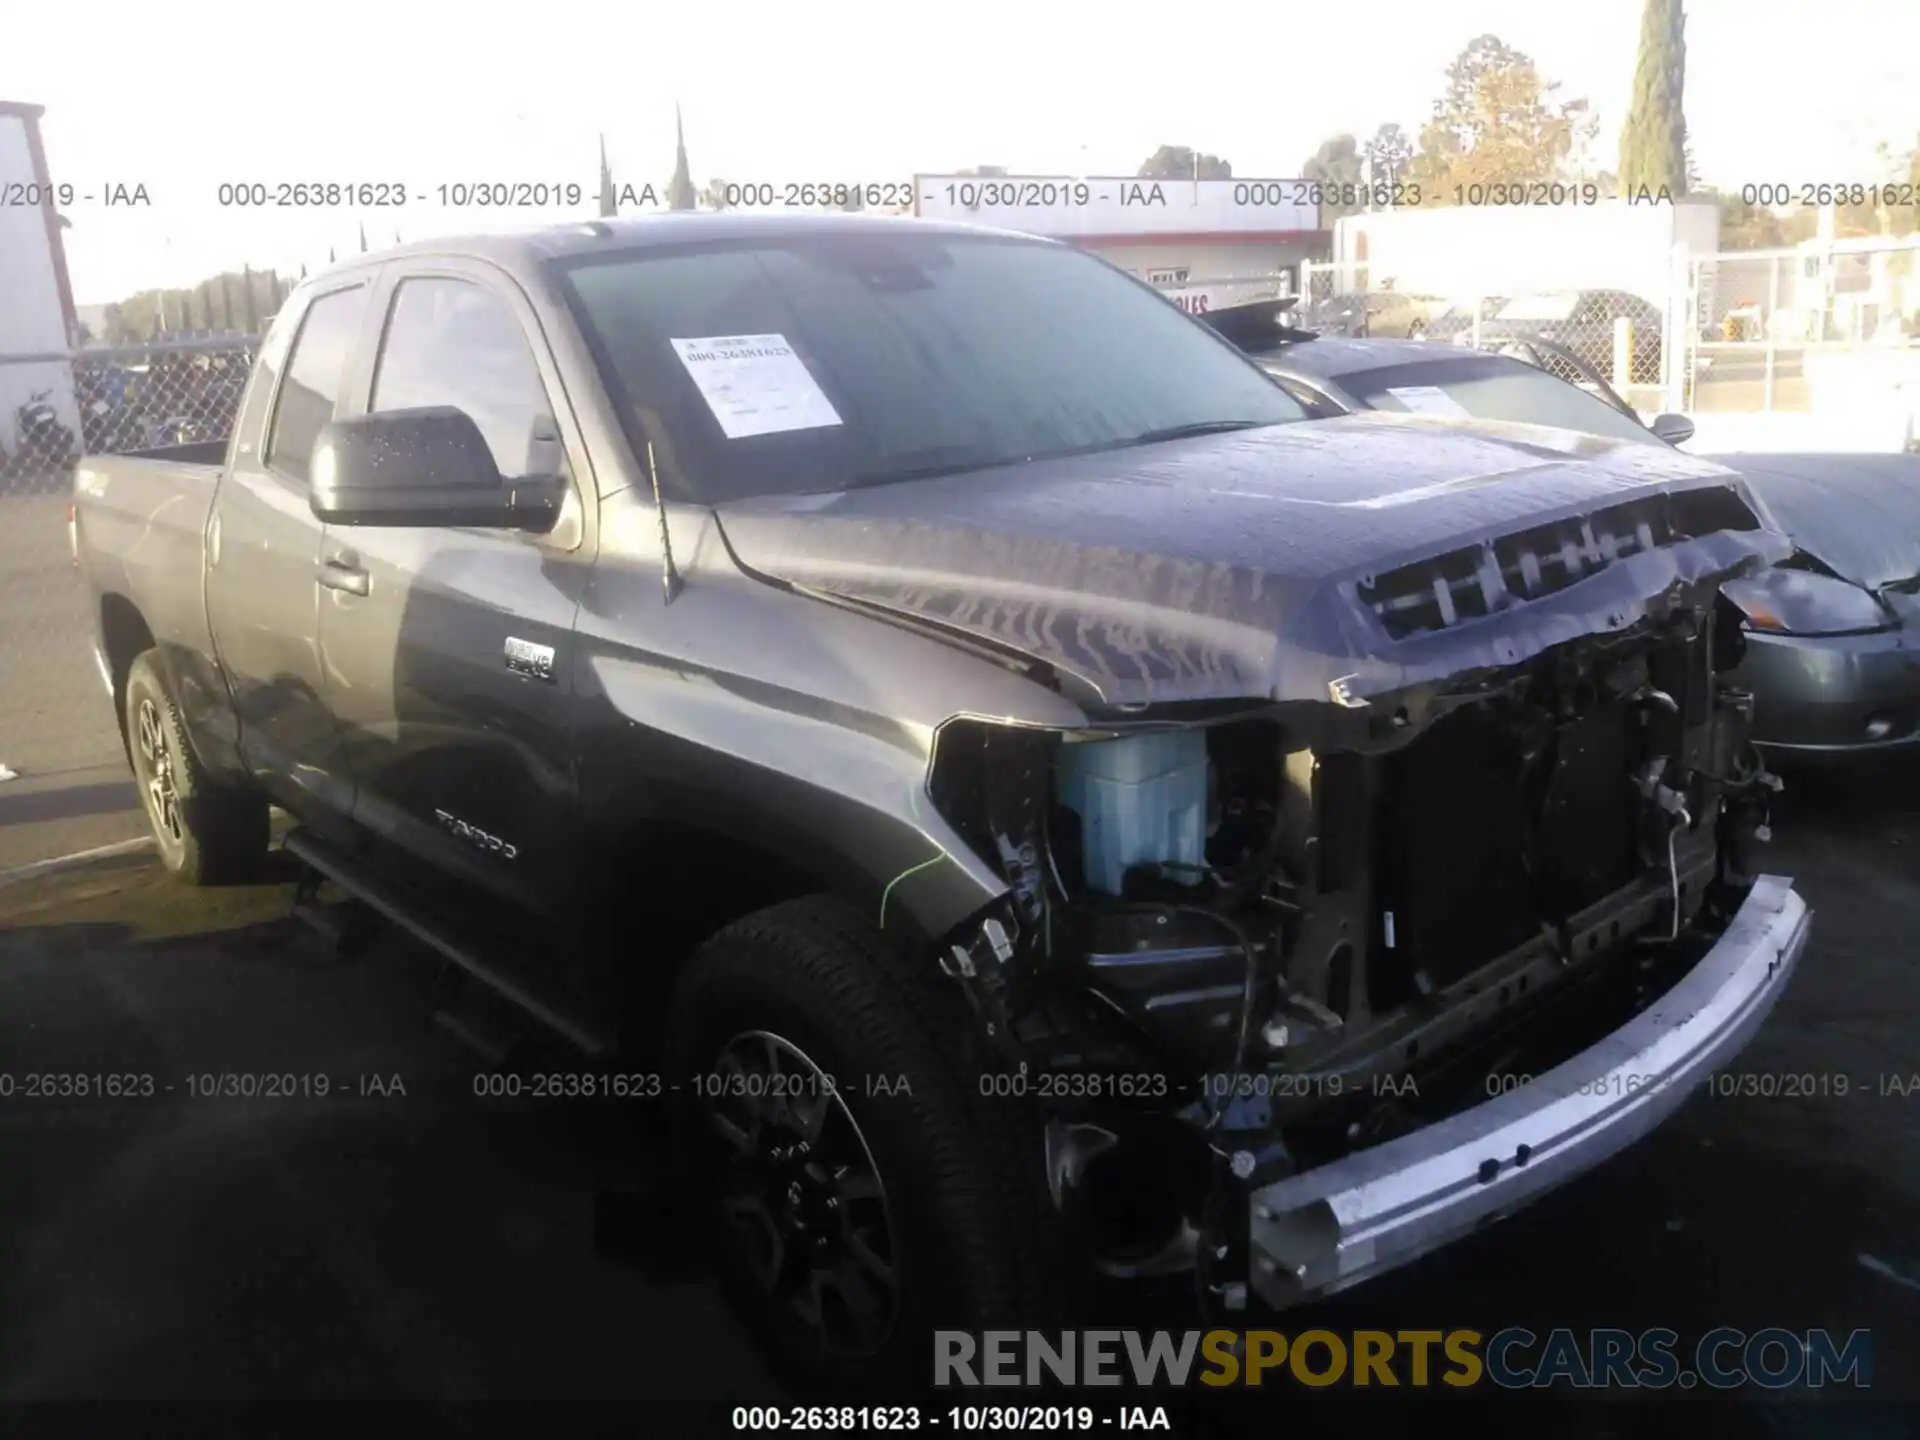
[
  {"left": 1666, "top": 243, "right": 1691, "bottom": 415},
  {"left": 1613, "top": 316, "right": 1632, "bottom": 391},
  {"left": 1763, "top": 253, "right": 1780, "bottom": 414}
]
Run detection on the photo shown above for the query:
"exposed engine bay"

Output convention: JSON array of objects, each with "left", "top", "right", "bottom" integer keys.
[{"left": 927, "top": 594, "right": 1782, "bottom": 1279}]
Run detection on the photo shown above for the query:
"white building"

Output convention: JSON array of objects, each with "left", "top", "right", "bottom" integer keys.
[
  {"left": 1329, "top": 199, "right": 1722, "bottom": 307},
  {"left": 914, "top": 175, "right": 1328, "bottom": 314},
  {"left": 0, "top": 100, "right": 80, "bottom": 459}
]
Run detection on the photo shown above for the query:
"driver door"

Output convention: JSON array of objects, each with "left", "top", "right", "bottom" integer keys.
[
  {"left": 315, "top": 261, "right": 596, "bottom": 927},
  {"left": 205, "top": 280, "right": 375, "bottom": 828}
]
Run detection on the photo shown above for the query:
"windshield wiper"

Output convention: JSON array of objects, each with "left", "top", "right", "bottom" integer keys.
[
  {"left": 1125, "top": 419, "right": 1276, "bottom": 447},
  {"left": 848, "top": 443, "right": 1001, "bottom": 488}
]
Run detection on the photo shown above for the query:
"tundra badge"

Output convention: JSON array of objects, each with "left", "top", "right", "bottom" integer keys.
[
  {"left": 434, "top": 809, "right": 519, "bottom": 861},
  {"left": 504, "top": 636, "right": 556, "bottom": 682}
]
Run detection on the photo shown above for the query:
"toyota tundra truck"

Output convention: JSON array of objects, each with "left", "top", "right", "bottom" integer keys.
[{"left": 72, "top": 212, "right": 1811, "bottom": 1390}]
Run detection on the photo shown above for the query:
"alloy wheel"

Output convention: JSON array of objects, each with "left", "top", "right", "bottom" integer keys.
[
  {"left": 703, "top": 1029, "right": 900, "bottom": 1359},
  {"left": 135, "top": 697, "right": 184, "bottom": 846}
]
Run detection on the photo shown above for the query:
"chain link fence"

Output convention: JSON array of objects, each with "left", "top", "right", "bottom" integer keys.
[
  {"left": 1297, "top": 260, "right": 1674, "bottom": 403},
  {"left": 1297, "top": 240, "right": 1920, "bottom": 432},
  {"left": 0, "top": 338, "right": 257, "bottom": 799},
  {"left": 1688, "top": 236, "right": 1920, "bottom": 419}
]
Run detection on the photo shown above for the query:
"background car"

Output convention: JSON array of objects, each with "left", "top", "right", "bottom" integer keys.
[
  {"left": 1205, "top": 303, "right": 1920, "bottom": 761},
  {"left": 1297, "top": 289, "right": 1430, "bottom": 338},
  {"left": 1475, "top": 289, "right": 1665, "bottom": 384},
  {"left": 1426, "top": 295, "right": 1509, "bottom": 344}
]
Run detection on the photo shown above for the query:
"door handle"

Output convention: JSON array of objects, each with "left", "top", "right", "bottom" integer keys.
[{"left": 317, "top": 557, "right": 370, "bottom": 596}]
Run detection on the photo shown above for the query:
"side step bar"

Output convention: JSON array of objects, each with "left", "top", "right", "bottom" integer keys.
[{"left": 283, "top": 827, "right": 611, "bottom": 1058}]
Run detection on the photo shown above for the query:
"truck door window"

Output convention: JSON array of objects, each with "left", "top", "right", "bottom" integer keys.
[
  {"left": 371, "top": 278, "right": 562, "bottom": 483},
  {"left": 264, "top": 285, "right": 369, "bottom": 482}
]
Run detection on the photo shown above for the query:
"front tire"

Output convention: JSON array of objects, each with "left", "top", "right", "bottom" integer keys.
[
  {"left": 124, "top": 649, "right": 268, "bottom": 885},
  {"left": 666, "top": 897, "right": 1070, "bottom": 1395}
]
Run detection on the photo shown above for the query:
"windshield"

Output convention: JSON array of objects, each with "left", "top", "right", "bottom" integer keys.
[
  {"left": 1335, "top": 355, "right": 1660, "bottom": 444},
  {"left": 555, "top": 232, "right": 1306, "bottom": 502},
  {"left": 1498, "top": 293, "right": 1581, "bottom": 322}
]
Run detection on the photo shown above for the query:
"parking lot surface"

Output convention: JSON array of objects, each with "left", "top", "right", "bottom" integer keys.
[{"left": 1, "top": 762, "right": 1915, "bottom": 1436}]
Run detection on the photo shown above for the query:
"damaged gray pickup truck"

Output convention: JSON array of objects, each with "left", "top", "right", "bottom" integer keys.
[{"left": 73, "top": 213, "right": 1811, "bottom": 1390}]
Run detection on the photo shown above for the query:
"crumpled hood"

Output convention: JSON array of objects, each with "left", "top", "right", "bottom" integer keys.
[
  {"left": 715, "top": 412, "right": 1789, "bottom": 713},
  {"left": 1705, "top": 452, "right": 1920, "bottom": 594}
]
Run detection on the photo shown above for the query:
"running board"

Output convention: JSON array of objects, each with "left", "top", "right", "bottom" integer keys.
[{"left": 283, "top": 827, "right": 611, "bottom": 1057}]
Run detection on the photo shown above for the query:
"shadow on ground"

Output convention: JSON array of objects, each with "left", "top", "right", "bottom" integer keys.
[{"left": 0, "top": 758, "right": 1915, "bottom": 1436}]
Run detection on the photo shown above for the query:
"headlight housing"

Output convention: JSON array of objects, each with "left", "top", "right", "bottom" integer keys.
[{"left": 1721, "top": 567, "right": 1891, "bottom": 637}]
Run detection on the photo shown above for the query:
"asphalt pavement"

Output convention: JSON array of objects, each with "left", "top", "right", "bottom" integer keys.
[
  {"left": 0, "top": 487, "right": 142, "bottom": 873},
  {"left": 0, "top": 757, "right": 1915, "bottom": 1437}
]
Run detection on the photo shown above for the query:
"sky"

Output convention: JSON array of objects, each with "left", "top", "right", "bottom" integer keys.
[{"left": 4, "top": 0, "right": 1916, "bottom": 304}]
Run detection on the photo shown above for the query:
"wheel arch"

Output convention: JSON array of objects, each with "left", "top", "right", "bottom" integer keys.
[
  {"left": 98, "top": 591, "right": 156, "bottom": 760},
  {"left": 585, "top": 805, "right": 1001, "bottom": 1056}
]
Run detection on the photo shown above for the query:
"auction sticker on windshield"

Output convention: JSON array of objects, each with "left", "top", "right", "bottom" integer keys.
[
  {"left": 670, "top": 334, "right": 843, "bottom": 439},
  {"left": 1385, "top": 385, "right": 1474, "bottom": 419}
]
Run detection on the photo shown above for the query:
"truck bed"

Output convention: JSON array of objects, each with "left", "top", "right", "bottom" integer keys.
[{"left": 73, "top": 447, "right": 228, "bottom": 693}]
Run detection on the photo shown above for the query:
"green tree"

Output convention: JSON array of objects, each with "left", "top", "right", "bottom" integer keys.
[
  {"left": 1411, "top": 35, "right": 1595, "bottom": 196},
  {"left": 1364, "top": 124, "right": 1415, "bottom": 190},
  {"left": 667, "top": 104, "right": 697, "bottom": 211},
  {"left": 1851, "top": 137, "right": 1920, "bottom": 237},
  {"left": 107, "top": 269, "right": 300, "bottom": 341},
  {"left": 1137, "top": 145, "right": 1232, "bottom": 180},
  {"left": 1703, "top": 187, "right": 1785, "bottom": 250},
  {"left": 1779, "top": 208, "right": 1820, "bottom": 246},
  {"left": 1301, "top": 134, "right": 1364, "bottom": 222},
  {"left": 1902, "top": 140, "right": 1920, "bottom": 235},
  {"left": 1618, "top": 0, "right": 1689, "bottom": 196},
  {"left": 598, "top": 134, "right": 618, "bottom": 217}
]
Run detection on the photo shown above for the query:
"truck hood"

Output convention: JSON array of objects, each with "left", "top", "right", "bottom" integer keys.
[{"left": 714, "top": 412, "right": 1789, "bottom": 714}]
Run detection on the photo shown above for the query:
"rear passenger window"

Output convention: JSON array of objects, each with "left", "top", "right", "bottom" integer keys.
[
  {"left": 371, "top": 278, "right": 560, "bottom": 482},
  {"left": 264, "top": 285, "right": 369, "bottom": 482}
]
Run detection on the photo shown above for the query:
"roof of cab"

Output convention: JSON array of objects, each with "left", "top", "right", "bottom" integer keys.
[{"left": 292, "top": 210, "right": 1050, "bottom": 296}]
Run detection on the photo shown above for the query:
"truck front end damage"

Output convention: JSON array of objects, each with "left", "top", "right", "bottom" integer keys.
[{"left": 916, "top": 483, "right": 1811, "bottom": 1312}]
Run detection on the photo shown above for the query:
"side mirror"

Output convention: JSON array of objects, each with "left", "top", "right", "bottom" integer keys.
[
  {"left": 1648, "top": 413, "right": 1695, "bottom": 446},
  {"left": 309, "top": 407, "right": 565, "bottom": 532}
]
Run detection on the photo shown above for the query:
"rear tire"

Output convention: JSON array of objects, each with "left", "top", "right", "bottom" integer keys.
[
  {"left": 124, "top": 649, "right": 268, "bottom": 885},
  {"left": 666, "top": 896, "right": 1071, "bottom": 1396}
]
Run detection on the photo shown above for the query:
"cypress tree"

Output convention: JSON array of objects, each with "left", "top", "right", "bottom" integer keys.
[
  {"left": 1618, "top": 0, "right": 1689, "bottom": 196},
  {"left": 667, "top": 104, "right": 697, "bottom": 211},
  {"left": 598, "top": 134, "right": 618, "bottom": 217}
]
